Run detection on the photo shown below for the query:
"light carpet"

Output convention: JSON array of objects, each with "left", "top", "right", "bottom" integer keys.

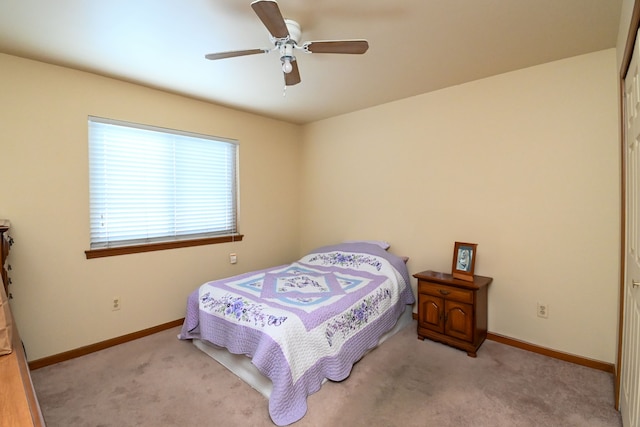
[{"left": 30, "top": 320, "right": 622, "bottom": 426}]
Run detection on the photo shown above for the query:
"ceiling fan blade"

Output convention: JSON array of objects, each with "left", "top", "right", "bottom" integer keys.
[
  {"left": 251, "top": 0, "right": 289, "bottom": 39},
  {"left": 205, "top": 49, "right": 270, "bottom": 60},
  {"left": 284, "top": 61, "right": 301, "bottom": 86},
  {"left": 304, "top": 40, "right": 369, "bottom": 54}
]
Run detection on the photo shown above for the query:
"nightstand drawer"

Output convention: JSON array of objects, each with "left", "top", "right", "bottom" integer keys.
[{"left": 418, "top": 281, "right": 473, "bottom": 304}]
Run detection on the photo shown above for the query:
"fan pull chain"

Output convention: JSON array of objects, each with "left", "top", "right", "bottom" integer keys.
[{"left": 283, "top": 85, "right": 287, "bottom": 97}]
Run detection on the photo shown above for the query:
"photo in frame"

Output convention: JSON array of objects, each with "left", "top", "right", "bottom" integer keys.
[{"left": 452, "top": 242, "right": 477, "bottom": 282}]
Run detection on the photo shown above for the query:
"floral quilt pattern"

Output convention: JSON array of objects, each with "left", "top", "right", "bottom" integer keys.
[
  {"left": 201, "top": 291, "right": 288, "bottom": 328},
  {"left": 306, "top": 252, "right": 383, "bottom": 271},
  {"left": 325, "top": 287, "right": 392, "bottom": 346}
]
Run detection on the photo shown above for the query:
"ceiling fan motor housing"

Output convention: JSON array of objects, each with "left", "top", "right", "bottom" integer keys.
[{"left": 284, "top": 19, "right": 301, "bottom": 44}]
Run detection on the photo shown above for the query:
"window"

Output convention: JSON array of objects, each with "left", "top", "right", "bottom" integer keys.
[{"left": 86, "top": 116, "right": 241, "bottom": 258}]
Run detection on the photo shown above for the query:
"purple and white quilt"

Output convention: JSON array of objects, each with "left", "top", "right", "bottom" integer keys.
[{"left": 178, "top": 242, "right": 415, "bottom": 426}]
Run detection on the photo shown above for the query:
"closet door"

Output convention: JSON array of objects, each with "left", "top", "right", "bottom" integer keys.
[{"left": 622, "top": 27, "right": 640, "bottom": 427}]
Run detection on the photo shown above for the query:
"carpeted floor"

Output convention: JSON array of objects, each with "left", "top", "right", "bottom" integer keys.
[{"left": 30, "top": 321, "right": 622, "bottom": 426}]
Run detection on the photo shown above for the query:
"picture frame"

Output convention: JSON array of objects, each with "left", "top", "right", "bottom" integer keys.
[{"left": 452, "top": 242, "right": 477, "bottom": 282}]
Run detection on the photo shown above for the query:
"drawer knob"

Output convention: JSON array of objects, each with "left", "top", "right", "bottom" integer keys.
[{"left": 439, "top": 289, "right": 450, "bottom": 296}]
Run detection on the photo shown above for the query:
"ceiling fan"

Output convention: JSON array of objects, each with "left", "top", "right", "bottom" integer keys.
[{"left": 205, "top": 0, "right": 369, "bottom": 86}]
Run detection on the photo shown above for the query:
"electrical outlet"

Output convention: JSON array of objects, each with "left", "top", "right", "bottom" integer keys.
[
  {"left": 537, "top": 302, "right": 548, "bottom": 318},
  {"left": 229, "top": 253, "right": 237, "bottom": 264},
  {"left": 112, "top": 297, "right": 121, "bottom": 311}
]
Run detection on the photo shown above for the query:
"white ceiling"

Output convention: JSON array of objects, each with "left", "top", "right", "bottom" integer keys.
[{"left": 0, "top": 0, "right": 622, "bottom": 124}]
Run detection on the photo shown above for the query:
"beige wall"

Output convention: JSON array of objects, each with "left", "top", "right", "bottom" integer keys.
[
  {"left": 300, "top": 49, "right": 620, "bottom": 363},
  {"left": 1, "top": 47, "right": 621, "bottom": 364},
  {"left": 0, "top": 53, "right": 302, "bottom": 360}
]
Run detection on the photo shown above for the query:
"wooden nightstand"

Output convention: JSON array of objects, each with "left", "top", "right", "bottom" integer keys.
[{"left": 414, "top": 270, "right": 492, "bottom": 357}]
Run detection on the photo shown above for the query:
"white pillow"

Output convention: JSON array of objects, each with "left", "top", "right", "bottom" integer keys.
[{"left": 343, "top": 240, "right": 391, "bottom": 250}]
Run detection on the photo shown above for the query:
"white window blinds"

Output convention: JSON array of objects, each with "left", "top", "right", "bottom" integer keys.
[{"left": 88, "top": 116, "right": 238, "bottom": 249}]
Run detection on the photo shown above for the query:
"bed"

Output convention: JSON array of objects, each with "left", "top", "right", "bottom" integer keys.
[{"left": 178, "top": 241, "right": 415, "bottom": 426}]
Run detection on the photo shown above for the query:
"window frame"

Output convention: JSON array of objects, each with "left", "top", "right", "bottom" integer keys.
[
  {"left": 85, "top": 234, "right": 243, "bottom": 259},
  {"left": 85, "top": 116, "right": 242, "bottom": 259}
]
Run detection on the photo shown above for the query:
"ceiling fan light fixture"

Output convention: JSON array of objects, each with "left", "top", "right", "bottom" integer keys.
[
  {"left": 282, "top": 58, "right": 293, "bottom": 73},
  {"left": 280, "top": 42, "right": 295, "bottom": 73}
]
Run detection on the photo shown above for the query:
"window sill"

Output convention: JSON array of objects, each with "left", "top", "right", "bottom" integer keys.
[{"left": 85, "top": 234, "right": 244, "bottom": 259}]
